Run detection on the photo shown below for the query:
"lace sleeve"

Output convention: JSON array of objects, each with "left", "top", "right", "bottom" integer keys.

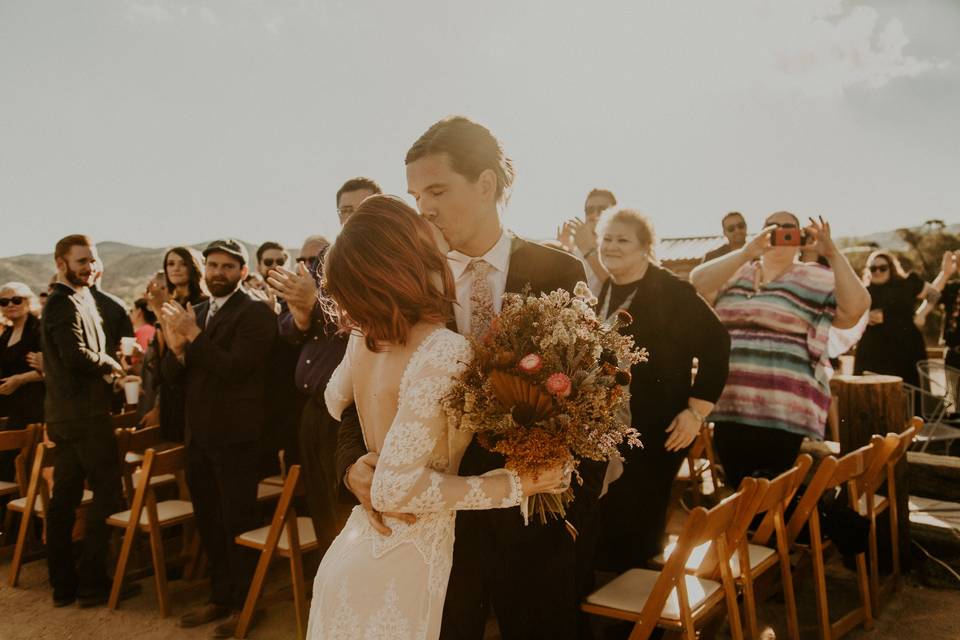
[
  {"left": 323, "top": 338, "right": 354, "bottom": 421},
  {"left": 370, "top": 332, "right": 522, "bottom": 514}
]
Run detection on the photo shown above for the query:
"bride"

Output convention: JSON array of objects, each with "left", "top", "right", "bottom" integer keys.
[{"left": 306, "top": 195, "right": 565, "bottom": 640}]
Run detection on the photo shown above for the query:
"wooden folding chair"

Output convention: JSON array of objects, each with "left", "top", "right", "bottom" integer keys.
[
  {"left": 677, "top": 423, "right": 724, "bottom": 507},
  {"left": 583, "top": 489, "right": 751, "bottom": 640},
  {"left": 235, "top": 465, "right": 318, "bottom": 639},
  {"left": 789, "top": 442, "right": 878, "bottom": 640},
  {"left": 111, "top": 410, "right": 139, "bottom": 431},
  {"left": 0, "top": 425, "right": 40, "bottom": 548},
  {"left": 106, "top": 446, "right": 193, "bottom": 616},
  {"left": 738, "top": 456, "right": 813, "bottom": 640},
  {"left": 7, "top": 440, "right": 94, "bottom": 586},
  {"left": 858, "top": 424, "right": 917, "bottom": 611},
  {"left": 114, "top": 426, "right": 179, "bottom": 507}
]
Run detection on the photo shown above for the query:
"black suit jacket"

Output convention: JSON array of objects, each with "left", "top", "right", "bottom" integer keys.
[
  {"left": 91, "top": 286, "right": 134, "bottom": 357},
  {"left": 335, "top": 236, "right": 604, "bottom": 533},
  {"left": 161, "top": 288, "right": 277, "bottom": 448},
  {"left": 41, "top": 283, "right": 118, "bottom": 427}
]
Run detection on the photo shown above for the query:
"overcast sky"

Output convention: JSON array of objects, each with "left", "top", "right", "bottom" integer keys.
[{"left": 2, "top": 0, "right": 958, "bottom": 258}]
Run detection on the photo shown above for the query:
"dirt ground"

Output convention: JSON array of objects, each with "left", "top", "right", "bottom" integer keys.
[{"left": 2, "top": 550, "right": 959, "bottom": 640}]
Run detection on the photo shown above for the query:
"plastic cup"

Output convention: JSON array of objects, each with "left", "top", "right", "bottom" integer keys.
[
  {"left": 120, "top": 337, "right": 137, "bottom": 357},
  {"left": 123, "top": 379, "right": 141, "bottom": 405}
]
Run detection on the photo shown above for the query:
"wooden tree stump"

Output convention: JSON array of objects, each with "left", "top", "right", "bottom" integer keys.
[{"left": 830, "top": 374, "right": 910, "bottom": 570}]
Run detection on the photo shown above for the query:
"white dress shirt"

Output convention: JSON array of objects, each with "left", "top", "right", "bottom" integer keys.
[{"left": 447, "top": 231, "right": 513, "bottom": 335}]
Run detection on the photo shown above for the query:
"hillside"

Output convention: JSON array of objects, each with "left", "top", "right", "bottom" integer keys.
[{"left": 0, "top": 240, "right": 262, "bottom": 306}]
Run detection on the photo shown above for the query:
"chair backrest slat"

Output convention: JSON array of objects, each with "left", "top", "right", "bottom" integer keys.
[{"left": 146, "top": 445, "right": 187, "bottom": 478}]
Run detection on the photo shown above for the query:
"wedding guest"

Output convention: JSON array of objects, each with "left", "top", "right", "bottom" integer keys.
[
  {"left": 269, "top": 234, "right": 343, "bottom": 550},
  {"left": 335, "top": 177, "right": 382, "bottom": 224},
  {"left": 42, "top": 235, "right": 133, "bottom": 608},
  {"left": 90, "top": 266, "right": 134, "bottom": 360},
  {"left": 255, "top": 242, "right": 288, "bottom": 279},
  {"left": 855, "top": 250, "right": 946, "bottom": 387},
  {"left": 690, "top": 213, "right": 870, "bottom": 487},
  {"left": 131, "top": 298, "right": 156, "bottom": 353},
  {"left": 592, "top": 210, "right": 730, "bottom": 572},
  {"left": 161, "top": 239, "right": 277, "bottom": 636},
  {"left": 930, "top": 252, "right": 960, "bottom": 368},
  {"left": 702, "top": 211, "right": 748, "bottom": 263},
  {"left": 337, "top": 116, "right": 603, "bottom": 640},
  {"left": 558, "top": 188, "right": 616, "bottom": 294},
  {"left": 163, "top": 246, "right": 210, "bottom": 306},
  {"left": 147, "top": 249, "right": 209, "bottom": 441},
  {"left": 0, "top": 283, "right": 45, "bottom": 430},
  {"left": 0, "top": 283, "right": 45, "bottom": 486}
]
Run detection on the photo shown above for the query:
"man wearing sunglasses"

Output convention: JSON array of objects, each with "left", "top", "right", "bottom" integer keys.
[
  {"left": 255, "top": 241, "right": 289, "bottom": 279},
  {"left": 702, "top": 211, "right": 748, "bottom": 264},
  {"left": 267, "top": 175, "right": 380, "bottom": 555}
]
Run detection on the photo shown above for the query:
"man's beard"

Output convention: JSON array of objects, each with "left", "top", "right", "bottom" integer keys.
[
  {"left": 65, "top": 267, "right": 93, "bottom": 288},
  {"left": 206, "top": 276, "right": 240, "bottom": 298}
]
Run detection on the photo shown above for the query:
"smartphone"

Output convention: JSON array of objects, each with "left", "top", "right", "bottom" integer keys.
[{"left": 771, "top": 228, "right": 803, "bottom": 246}]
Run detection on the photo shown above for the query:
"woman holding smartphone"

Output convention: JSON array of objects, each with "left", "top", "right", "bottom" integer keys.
[{"left": 690, "top": 212, "right": 870, "bottom": 485}]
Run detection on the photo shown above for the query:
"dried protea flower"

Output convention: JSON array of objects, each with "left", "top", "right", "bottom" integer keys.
[
  {"left": 517, "top": 353, "right": 543, "bottom": 374},
  {"left": 545, "top": 373, "right": 573, "bottom": 398}
]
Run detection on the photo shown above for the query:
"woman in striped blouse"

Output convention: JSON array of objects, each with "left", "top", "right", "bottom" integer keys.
[{"left": 690, "top": 212, "right": 870, "bottom": 486}]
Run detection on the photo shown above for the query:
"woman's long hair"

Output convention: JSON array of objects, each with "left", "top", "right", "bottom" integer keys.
[
  {"left": 321, "top": 194, "right": 456, "bottom": 352},
  {"left": 162, "top": 246, "right": 208, "bottom": 303}
]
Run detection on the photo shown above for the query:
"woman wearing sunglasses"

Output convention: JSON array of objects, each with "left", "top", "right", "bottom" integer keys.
[
  {"left": 854, "top": 250, "right": 945, "bottom": 387},
  {"left": 0, "top": 283, "right": 45, "bottom": 440},
  {"left": 690, "top": 212, "right": 870, "bottom": 486}
]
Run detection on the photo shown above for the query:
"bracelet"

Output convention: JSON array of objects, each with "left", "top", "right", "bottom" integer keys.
[{"left": 686, "top": 406, "right": 706, "bottom": 423}]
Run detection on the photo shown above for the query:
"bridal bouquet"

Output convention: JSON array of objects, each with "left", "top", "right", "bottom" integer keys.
[{"left": 442, "top": 282, "right": 647, "bottom": 524}]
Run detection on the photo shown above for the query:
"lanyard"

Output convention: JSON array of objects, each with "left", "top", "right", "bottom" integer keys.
[{"left": 599, "top": 281, "right": 640, "bottom": 321}]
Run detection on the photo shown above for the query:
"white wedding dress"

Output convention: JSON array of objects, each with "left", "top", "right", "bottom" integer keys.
[{"left": 306, "top": 328, "right": 522, "bottom": 640}]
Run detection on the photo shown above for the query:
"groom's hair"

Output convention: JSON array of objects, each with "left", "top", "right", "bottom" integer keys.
[
  {"left": 405, "top": 115, "right": 516, "bottom": 205},
  {"left": 321, "top": 195, "right": 457, "bottom": 352}
]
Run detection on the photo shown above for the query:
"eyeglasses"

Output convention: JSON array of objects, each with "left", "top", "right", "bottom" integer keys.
[
  {"left": 0, "top": 296, "right": 25, "bottom": 307},
  {"left": 725, "top": 222, "right": 747, "bottom": 232},
  {"left": 869, "top": 264, "right": 890, "bottom": 274},
  {"left": 261, "top": 257, "right": 287, "bottom": 268}
]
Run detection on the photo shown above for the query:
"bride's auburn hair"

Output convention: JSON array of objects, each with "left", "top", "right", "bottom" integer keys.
[{"left": 322, "top": 194, "right": 456, "bottom": 351}]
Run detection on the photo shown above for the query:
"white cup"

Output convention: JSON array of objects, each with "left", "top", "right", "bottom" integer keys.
[
  {"left": 120, "top": 336, "right": 137, "bottom": 357},
  {"left": 123, "top": 379, "right": 141, "bottom": 405}
]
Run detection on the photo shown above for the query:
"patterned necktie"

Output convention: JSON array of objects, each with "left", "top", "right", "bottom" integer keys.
[
  {"left": 206, "top": 299, "right": 219, "bottom": 328},
  {"left": 467, "top": 259, "right": 495, "bottom": 339}
]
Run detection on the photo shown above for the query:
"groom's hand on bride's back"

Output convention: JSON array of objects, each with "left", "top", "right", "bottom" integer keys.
[{"left": 347, "top": 452, "right": 416, "bottom": 536}]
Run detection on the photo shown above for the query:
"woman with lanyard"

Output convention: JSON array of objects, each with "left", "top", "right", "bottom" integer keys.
[{"left": 590, "top": 208, "right": 731, "bottom": 573}]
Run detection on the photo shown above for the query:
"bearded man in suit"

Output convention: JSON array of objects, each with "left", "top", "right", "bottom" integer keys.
[
  {"left": 161, "top": 239, "right": 277, "bottom": 638},
  {"left": 335, "top": 116, "right": 605, "bottom": 640}
]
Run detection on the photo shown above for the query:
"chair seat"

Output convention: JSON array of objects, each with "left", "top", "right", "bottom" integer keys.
[
  {"left": 131, "top": 471, "right": 177, "bottom": 489},
  {"left": 8, "top": 489, "right": 93, "bottom": 514},
  {"left": 257, "top": 482, "right": 283, "bottom": 502},
  {"left": 916, "top": 422, "right": 960, "bottom": 443},
  {"left": 107, "top": 499, "right": 193, "bottom": 528},
  {"left": 236, "top": 516, "right": 318, "bottom": 553},
  {"left": 585, "top": 568, "right": 721, "bottom": 621},
  {"left": 0, "top": 480, "right": 19, "bottom": 496},
  {"left": 857, "top": 492, "right": 889, "bottom": 516},
  {"left": 656, "top": 536, "right": 776, "bottom": 578},
  {"left": 260, "top": 475, "right": 284, "bottom": 487}
]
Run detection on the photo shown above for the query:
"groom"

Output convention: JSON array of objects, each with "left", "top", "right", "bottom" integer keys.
[{"left": 336, "top": 116, "right": 605, "bottom": 640}]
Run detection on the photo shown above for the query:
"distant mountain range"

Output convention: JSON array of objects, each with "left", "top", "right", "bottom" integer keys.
[
  {"left": 2, "top": 223, "right": 954, "bottom": 306},
  {"left": 0, "top": 240, "right": 265, "bottom": 306}
]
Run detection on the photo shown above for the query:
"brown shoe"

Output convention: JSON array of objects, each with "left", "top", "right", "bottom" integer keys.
[
  {"left": 178, "top": 603, "right": 232, "bottom": 628},
  {"left": 210, "top": 610, "right": 259, "bottom": 639}
]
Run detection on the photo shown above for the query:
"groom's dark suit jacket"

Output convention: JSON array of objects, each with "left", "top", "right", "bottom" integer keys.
[{"left": 334, "top": 236, "right": 604, "bottom": 640}]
